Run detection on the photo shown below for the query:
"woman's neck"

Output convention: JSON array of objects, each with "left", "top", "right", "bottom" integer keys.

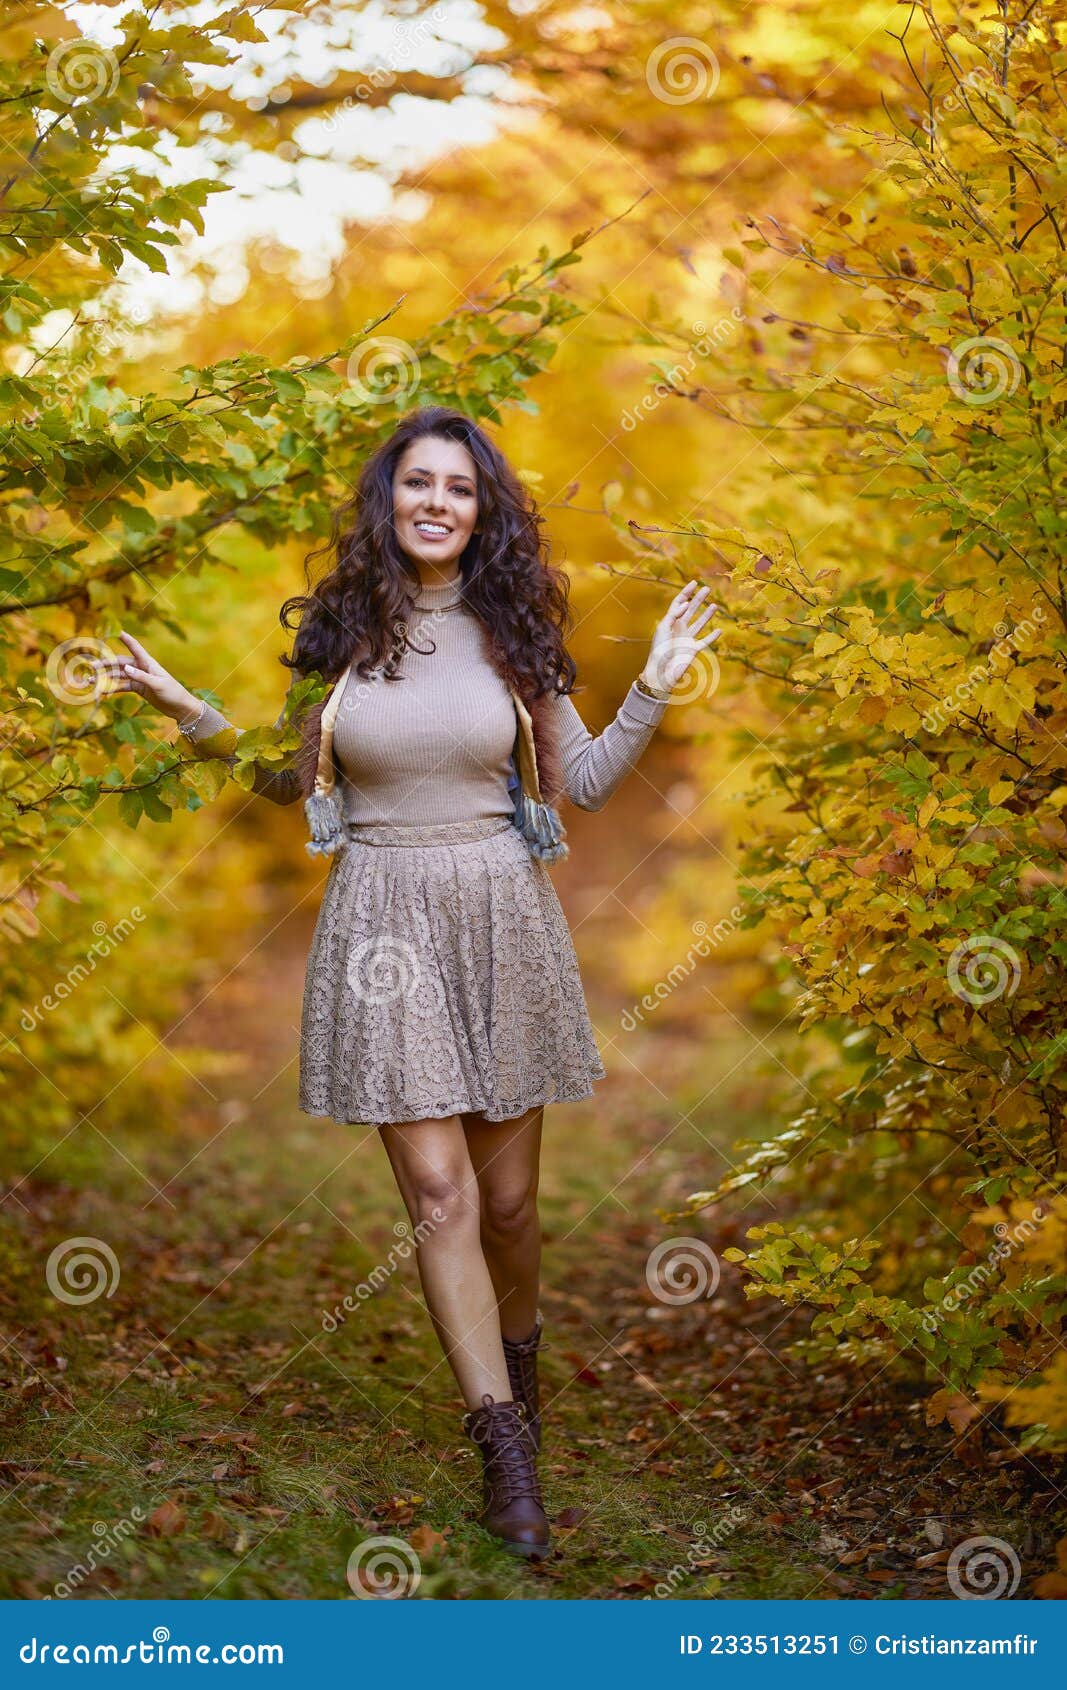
[
  {"left": 412, "top": 565, "right": 464, "bottom": 608},
  {"left": 413, "top": 563, "right": 461, "bottom": 590}
]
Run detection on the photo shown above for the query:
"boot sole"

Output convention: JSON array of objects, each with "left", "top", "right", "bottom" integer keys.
[
  {"left": 477, "top": 1523, "right": 552, "bottom": 1560},
  {"left": 499, "top": 1537, "right": 552, "bottom": 1561}
]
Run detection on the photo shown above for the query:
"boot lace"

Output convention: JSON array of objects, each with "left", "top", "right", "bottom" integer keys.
[{"left": 465, "top": 1396, "right": 543, "bottom": 1507}]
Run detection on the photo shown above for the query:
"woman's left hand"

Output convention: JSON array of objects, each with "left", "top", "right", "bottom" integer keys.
[{"left": 641, "top": 580, "right": 721, "bottom": 693}]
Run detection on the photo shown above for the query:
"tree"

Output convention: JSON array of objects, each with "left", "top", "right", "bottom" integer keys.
[
  {"left": 0, "top": 0, "right": 584, "bottom": 1159},
  {"left": 643, "top": 0, "right": 1067, "bottom": 1448}
]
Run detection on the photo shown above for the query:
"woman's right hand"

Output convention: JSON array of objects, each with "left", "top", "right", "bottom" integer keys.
[{"left": 95, "top": 630, "right": 202, "bottom": 724}]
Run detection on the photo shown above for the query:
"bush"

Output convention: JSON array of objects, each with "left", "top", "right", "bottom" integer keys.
[{"left": 657, "top": 2, "right": 1067, "bottom": 1448}]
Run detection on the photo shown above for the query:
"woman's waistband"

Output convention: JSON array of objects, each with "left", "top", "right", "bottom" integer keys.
[{"left": 344, "top": 815, "right": 514, "bottom": 847}]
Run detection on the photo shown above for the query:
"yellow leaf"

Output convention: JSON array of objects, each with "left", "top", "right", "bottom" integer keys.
[{"left": 885, "top": 701, "right": 923, "bottom": 733}]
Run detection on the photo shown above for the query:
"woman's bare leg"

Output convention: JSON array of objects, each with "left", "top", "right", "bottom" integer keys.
[
  {"left": 461, "top": 1105, "right": 543, "bottom": 1341},
  {"left": 378, "top": 1113, "right": 512, "bottom": 1409}
]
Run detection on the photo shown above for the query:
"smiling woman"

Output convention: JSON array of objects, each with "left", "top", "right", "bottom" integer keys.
[
  {"left": 101, "top": 403, "right": 719, "bottom": 1562},
  {"left": 392, "top": 437, "right": 481, "bottom": 570}
]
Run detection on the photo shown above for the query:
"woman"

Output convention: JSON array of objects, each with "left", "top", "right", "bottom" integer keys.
[{"left": 105, "top": 405, "right": 720, "bottom": 1561}]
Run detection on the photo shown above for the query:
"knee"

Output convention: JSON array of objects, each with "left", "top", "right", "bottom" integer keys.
[
  {"left": 481, "top": 1183, "right": 539, "bottom": 1239},
  {"left": 409, "top": 1168, "right": 477, "bottom": 1232}
]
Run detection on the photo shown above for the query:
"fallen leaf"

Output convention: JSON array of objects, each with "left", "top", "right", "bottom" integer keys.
[
  {"left": 146, "top": 1499, "right": 186, "bottom": 1537},
  {"left": 407, "top": 1524, "right": 448, "bottom": 1557},
  {"left": 555, "top": 1506, "right": 588, "bottom": 1529},
  {"left": 924, "top": 1388, "right": 980, "bottom": 1436}
]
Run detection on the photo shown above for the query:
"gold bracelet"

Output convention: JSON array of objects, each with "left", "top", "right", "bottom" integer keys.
[{"left": 635, "top": 672, "right": 671, "bottom": 701}]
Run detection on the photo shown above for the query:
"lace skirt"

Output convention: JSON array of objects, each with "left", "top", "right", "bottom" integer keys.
[{"left": 298, "top": 815, "right": 607, "bottom": 1126}]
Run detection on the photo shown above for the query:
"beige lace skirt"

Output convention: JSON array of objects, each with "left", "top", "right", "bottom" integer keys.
[{"left": 298, "top": 815, "right": 607, "bottom": 1126}]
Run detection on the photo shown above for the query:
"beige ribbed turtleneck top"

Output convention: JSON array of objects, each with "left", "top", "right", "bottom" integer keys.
[{"left": 182, "top": 568, "right": 669, "bottom": 820}]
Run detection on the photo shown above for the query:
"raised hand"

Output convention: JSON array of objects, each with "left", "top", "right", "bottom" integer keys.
[
  {"left": 641, "top": 580, "right": 722, "bottom": 694},
  {"left": 93, "top": 630, "right": 202, "bottom": 724}
]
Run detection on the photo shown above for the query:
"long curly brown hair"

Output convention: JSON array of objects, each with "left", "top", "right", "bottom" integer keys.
[{"left": 280, "top": 405, "right": 578, "bottom": 801}]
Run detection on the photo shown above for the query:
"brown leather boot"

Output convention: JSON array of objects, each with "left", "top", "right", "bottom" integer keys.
[
  {"left": 502, "top": 1312, "right": 544, "bottom": 1451},
  {"left": 462, "top": 1394, "right": 551, "bottom": 1559}
]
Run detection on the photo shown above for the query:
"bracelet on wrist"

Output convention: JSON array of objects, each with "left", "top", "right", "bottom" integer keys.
[
  {"left": 635, "top": 672, "right": 671, "bottom": 701},
  {"left": 176, "top": 700, "right": 206, "bottom": 737}
]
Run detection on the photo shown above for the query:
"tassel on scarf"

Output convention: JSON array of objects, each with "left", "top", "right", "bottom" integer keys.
[
  {"left": 507, "top": 758, "right": 569, "bottom": 863},
  {"left": 304, "top": 788, "right": 347, "bottom": 858},
  {"left": 513, "top": 789, "right": 569, "bottom": 863}
]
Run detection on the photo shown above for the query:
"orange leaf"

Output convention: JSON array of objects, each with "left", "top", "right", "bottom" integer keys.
[
  {"left": 924, "top": 1388, "right": 980, "bottom": 1435},
  {"left": 146, "top": 1499, "right": 186, "bottom": 1537},
  {"left": 407, "top": 1524, "right": 448, "bottom": 1558}
]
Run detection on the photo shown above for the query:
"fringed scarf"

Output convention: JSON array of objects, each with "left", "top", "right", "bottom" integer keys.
[{"left": 292, "top": 659, "right": 569, "bottom": 864}]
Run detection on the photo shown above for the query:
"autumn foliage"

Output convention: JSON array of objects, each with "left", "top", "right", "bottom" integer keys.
[
  {"left": 0, "top": 4, "right": 585, "bottom": 1163},
  {"left": 2, "top": 0, "right": 1064, "bottom": 1500},
  {"left": 654, "top": 3, "right": 1067, "bottom": 1449}
]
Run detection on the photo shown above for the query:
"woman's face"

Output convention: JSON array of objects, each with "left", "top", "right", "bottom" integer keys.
[{"left": 392, "top": 435, "right": 479, "bottom": 573}]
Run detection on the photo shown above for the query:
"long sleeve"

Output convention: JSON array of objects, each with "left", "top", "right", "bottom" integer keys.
[
  {"left": 549, "top": 678, "right": 669, "bottom": 812},
  {"left": 178, "top": 680, "right": 305, "bottom": 808}
]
